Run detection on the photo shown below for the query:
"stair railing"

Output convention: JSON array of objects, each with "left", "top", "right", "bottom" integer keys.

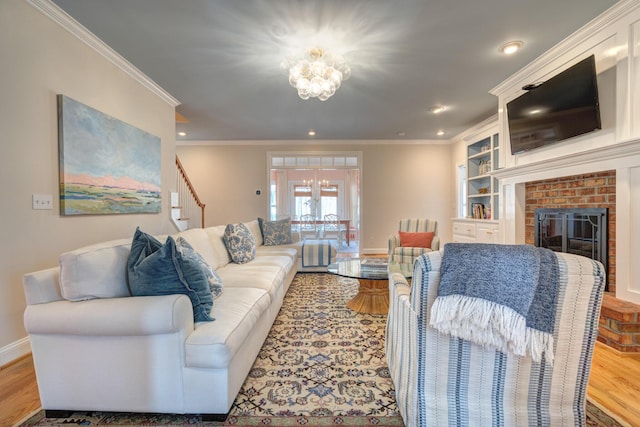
[{"left": 175, "top": 156, "right": 205, "bottom": 228}]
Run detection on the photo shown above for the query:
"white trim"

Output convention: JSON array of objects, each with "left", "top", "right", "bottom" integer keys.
[
  {"left": 27, "top": 0, "right": 180, "bottom": 107},
  {"left": 178, "top": 139, "right": 449, "bottom": 146},
  {"left": 0, "top": 337, "right": 31, "bottom": 367},
  {"left": 491, "top": 138, "right": 640, "bottom": 180}
]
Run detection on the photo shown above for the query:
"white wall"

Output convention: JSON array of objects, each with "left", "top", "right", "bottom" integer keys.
[
  {"left": 176, "top": 142, "right": 452, "bottom": 253},
  {"left": 0, "top": 0, "right": 177, "bottom": 364}
]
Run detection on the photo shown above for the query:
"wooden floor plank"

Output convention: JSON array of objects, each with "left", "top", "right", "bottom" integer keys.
[{"left": 0, "top": 355, "right": 40, "bottom": 427}]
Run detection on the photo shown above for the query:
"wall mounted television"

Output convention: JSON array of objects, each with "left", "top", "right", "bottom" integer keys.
[{"left": 507, "top": 55, "right": 601, "bottom": 155}]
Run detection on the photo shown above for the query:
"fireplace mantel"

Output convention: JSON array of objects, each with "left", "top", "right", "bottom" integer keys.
[
  {"left": 491, "top": 138, "right": 640, "bottom": 181},
  {"left": 493, "top": 138, "right": 640, "bottom": 305}
]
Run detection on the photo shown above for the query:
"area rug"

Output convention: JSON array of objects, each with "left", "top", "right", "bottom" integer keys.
[{"left": 18, "top": 273, "right": 623, "bottom": 427}]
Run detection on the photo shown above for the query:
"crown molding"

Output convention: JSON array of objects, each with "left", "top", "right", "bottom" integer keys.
[
  {"left": 27, "top": 0, "right": 180, "bottom": 107},
  {"left": 177, "top": 139, "right": 450, "bottom": 146},
  {"left": 490, "top": 0, "right": 640, "bottom": 96}
]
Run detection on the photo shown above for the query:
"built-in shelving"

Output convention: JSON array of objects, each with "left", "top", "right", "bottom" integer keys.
[{"left": 466, "top": 133, "right": 499, "bottom": 220}]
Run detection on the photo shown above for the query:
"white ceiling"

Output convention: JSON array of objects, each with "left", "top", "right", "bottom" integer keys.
[{"left": 51, "top": 0, "right": 616, "bottom": 142}]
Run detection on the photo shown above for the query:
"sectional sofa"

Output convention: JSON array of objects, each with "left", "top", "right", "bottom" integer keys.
[{"left": 22, "top": 219, "right": 332, "bottom": 419}]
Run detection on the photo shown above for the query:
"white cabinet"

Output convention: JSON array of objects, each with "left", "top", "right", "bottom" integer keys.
[
  {"left": 452, "top": 219, "right": 500, "bottom": 243},
  {"left": 452, "top": 221, "right": 476, "bottom": 243},
  {"left": 476, "top": 223, "right": 500, "bottom": 243}
]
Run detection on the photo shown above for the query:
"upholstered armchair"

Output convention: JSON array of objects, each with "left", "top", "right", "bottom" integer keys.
[
  {"left": 388, "top": 219, "right": 439, "bottom": 264},
  {"left": 386, "top": 246, "right": 605, "bottom": 427}
]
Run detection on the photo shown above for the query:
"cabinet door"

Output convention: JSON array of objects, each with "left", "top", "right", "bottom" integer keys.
[
  {"left": 453, "top": 235, "right": 476, "bottom": 243},
  {"left": 476, "top": 225, "right": 499, "bottom": 243},
  {"left": 453, "top": 221, "right": 477, "bottom": 243}
]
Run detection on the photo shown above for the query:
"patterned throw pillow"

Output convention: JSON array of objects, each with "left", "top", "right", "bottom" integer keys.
[
  {"left": 127, "top": 228, "right": 214, "bottom": 322},
  {"left": 258, "top": 217, "right": 293, "bottom": 246},
  {"left": 176, "top": 237, "right": 224, "bottom": 300},
  {"left": 223, "top": 223, "right": 256, "bottom": 264}
]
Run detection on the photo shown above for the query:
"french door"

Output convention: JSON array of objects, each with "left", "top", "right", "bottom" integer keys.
[{"left": 267, "top": 152, "right": 361, "bottom": 240}]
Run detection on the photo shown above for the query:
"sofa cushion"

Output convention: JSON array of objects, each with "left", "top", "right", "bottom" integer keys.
[
  {"left": 176, "top": 237, "right": 224, "bottom": 300},
  {"left": 204, "top": 226, "right": 231, "bottom": 269},
  {"left": 258, "top": 217, "right": 293, "bottom": 246},
  {"left": 128, "top": 228, "right": 214, "bottom": 322},
  {"left": 175, "top": 228, "right": 220, "bottom": 270},
  {"left": 59, "top": 238, "right": 132, "bottom": 301},
  {"left": 223, "top": 223, "right": 256, "bottom": 264},
  {"left": 399, "top": 231, "right": 435, "bottom": 248},
  {"left": 185, "top": 287, "right": 270, "bottom": 369},
  {"left": 245, "top": 219, "right": 264, "bottom": 247}
]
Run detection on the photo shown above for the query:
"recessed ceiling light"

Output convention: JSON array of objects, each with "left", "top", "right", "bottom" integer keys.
[
  {"left": 499, "top": 40, "right": 524, "bottom": 55},
  {"left": 429, "top": 105, "right": 447, "bottom": 114},
  {"left": 308, "top": 130, "right": 316, "bottom": 136},
  {"left": 436, "top": 130, "right": 445, "bottom": 136},
  {"left": 177, "top": 131, "right": 187, "bottom": 136}
]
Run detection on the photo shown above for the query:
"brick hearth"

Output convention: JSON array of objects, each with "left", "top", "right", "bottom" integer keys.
[
  {"left": 525, "top": 171, "right": 640, "bottom": 353},
  {"left": 599, "top": 294, "right": 640, "bottom": 353}
]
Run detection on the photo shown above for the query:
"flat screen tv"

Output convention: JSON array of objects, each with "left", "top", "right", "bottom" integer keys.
[{"left": 507, "top": 55, "right": 601, "bottom": 155}]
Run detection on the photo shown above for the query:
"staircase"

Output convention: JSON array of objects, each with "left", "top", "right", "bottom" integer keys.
[{"left": 172, "top": 156, "right": 205, "bottom": 231}]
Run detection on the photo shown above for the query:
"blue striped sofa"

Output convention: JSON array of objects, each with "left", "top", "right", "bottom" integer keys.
[
  {"left": 388, "top": 219, "right": 439, "bottom": 264},
  {"left": 386, "top": 248, "right": 605, "bottom": 427}
]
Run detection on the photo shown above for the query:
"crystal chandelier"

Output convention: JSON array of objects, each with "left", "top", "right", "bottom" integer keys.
[{"left": 286, "top": 47, "right": 351, "bottom": 101}]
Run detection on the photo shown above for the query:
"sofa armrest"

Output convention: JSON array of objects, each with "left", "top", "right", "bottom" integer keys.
[
  {"left": 431, "top": 236, "right": 440, "bottom": 251},
  {"left": 23, "top": 267, "right": 63, "bottom": 305},
  {"left": 24, "top": 294, "right": 194, "bottom": 337}
]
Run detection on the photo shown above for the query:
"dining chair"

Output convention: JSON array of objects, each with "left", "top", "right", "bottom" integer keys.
[{"left": 322, "top": 214, "right": 347, "bottom": 247}]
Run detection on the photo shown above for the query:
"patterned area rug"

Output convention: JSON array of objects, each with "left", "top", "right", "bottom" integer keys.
[{"left": 19, "top": 273, "right": 622, "bottom": 427}]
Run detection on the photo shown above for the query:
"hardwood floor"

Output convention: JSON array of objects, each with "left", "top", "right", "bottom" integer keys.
[
  {"left": 587, "top": 342, "right": 640, "bottom": 426},
  {"left": 0, "top": 355, "right": 40, "bottom": 427},
  {"left": 2, "top": 342, "right": 639, "bottom": 426}
]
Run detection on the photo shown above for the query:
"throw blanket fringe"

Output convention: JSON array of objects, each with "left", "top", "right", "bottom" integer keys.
[
  {"left": 430, "top": 295, "right": 554, "bottom": 364},
  {"left": 429, "top": 243, "right": 559, "bottom": 365}
]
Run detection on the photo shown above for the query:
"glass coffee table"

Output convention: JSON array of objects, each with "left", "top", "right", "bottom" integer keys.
[{"left": 328, "top": 258, "right": 413, "bottom": 314}]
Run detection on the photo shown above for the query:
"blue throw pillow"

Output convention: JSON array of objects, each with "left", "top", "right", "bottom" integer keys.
[
  {"left": 258, "top": 217, "right": 293, "bottom": 246},
  {"left": 223, "top": 223, "right": 256, "bottom": 264},
  {"left": 175, "top": 237, "right": 224, "bottom": 300},
  {"left": 127, "top": 228, "right": 214, "bottom": 322}
]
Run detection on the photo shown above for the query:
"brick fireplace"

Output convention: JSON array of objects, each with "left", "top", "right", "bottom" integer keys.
[
  {"left": 524, "top": 171, "right": 640, "bottom": 353},
  {"left": 524, "top": 171, "right": 616, "bottom": 292}
]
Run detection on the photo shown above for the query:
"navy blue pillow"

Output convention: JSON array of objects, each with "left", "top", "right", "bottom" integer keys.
[{"left": 128, "top": 228, "right": 214, "bottom": 322}]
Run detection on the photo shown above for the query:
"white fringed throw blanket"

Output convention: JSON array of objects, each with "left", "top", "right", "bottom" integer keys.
[{"left": 430, "top": 243, "right": 559, "bottom": 364}]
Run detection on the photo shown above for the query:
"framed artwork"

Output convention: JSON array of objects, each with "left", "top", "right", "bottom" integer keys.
[{"left": 57, "top": 95, "right": 161, "bottom": 215}]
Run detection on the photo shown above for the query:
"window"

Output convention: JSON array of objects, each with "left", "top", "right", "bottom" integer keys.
[
  {"left": 293, "top": 184, "right": 314, "bottom": 217},
  {"left": 320, "top": 184, "right": 338, "bottom": 217}
]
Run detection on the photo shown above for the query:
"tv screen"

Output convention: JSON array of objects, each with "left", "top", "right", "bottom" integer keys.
[{"left": 507, "top": 55, "right": 601, "bottom": 155}]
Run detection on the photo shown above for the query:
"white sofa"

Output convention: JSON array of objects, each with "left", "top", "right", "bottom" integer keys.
[{"left": 22, "top": 219, "right": 327, "bottom": 419}]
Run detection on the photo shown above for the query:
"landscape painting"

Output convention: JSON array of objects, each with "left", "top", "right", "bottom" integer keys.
[{"left": 57, "top": 95, "right": 161, "bottom": 215}]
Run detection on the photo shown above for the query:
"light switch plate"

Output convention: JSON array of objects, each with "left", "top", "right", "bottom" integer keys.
[{"left": 33, "top": 194, "right": 53, "bottom": 210}]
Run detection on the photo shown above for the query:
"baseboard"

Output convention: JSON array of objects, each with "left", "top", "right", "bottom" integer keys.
[{"left": 0, "top": 336, "right": 31, "bottom": 368}]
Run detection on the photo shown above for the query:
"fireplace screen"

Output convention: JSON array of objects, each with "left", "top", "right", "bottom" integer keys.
[{"left": 534, "top": 208, "right": 608, "bottom": 287}]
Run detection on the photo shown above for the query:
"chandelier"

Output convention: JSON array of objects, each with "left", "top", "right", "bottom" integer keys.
[{"left": 286, "top": 47, "right": 351, "bottom": 101}]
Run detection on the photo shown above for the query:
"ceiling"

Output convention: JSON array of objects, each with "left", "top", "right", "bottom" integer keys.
[{"left": 50, "top": 0, "right": 616, "bottom": 142}]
